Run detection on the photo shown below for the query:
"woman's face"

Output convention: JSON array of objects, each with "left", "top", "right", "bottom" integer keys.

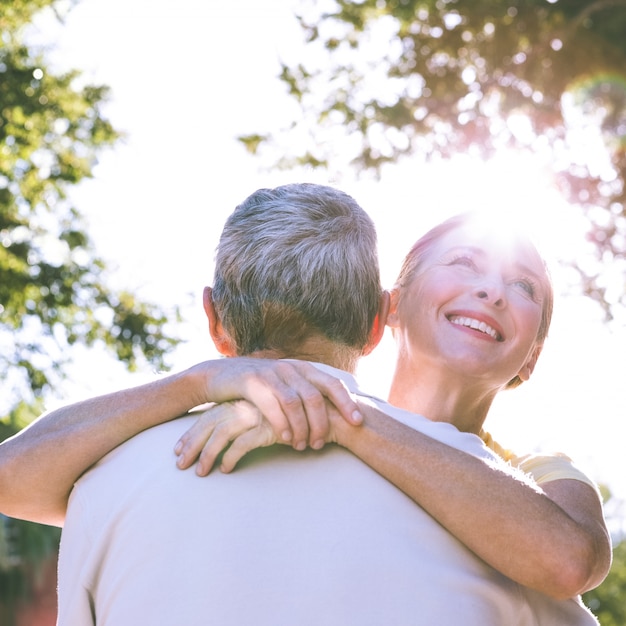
[{"left": 389, "top": 223, "right": 548, "bottom": 388}]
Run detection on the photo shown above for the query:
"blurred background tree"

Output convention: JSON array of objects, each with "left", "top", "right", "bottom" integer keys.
[
  {"left": 580, "top": 486, "right": 626, "bottom": 625},
  {"left": 583, "top": 536, "right": 626, "bottom": 626},
  {"left": 0, "top": 0, "right": 180, "bottom": 620},
  {"left": 241, "top": 0, "right": 626, "bottom": 323}
]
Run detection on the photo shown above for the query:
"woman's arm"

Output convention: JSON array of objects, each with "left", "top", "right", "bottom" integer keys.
[
  {"left": 0, "top": 359, "right": 359, "bottom": 526},
  {"left": 175, "top": 396, "right": 612, "bottom": 599},
  {"left": 0, "top": 369, "right": 206, "bottom": 526},
  {"left": 335, "top": 402, "right": 612, "bottom": 599}
]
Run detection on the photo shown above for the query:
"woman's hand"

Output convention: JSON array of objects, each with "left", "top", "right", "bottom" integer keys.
[
  {"left": 193, "top": 358, "right": 362, "bottom": 451},
  {"left": 174, "top": 401, "right": 272, "bottom": 475},
  {"left": 175, "top": 397, "right": 344, "bottom": 475}
]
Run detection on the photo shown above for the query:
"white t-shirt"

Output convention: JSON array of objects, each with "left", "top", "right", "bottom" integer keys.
[{"left": 57, "top": 364, "right": 598, "bottom": 626}]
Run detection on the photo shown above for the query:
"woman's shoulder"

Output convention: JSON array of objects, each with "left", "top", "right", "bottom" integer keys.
[{"left": 480, "top": 430, "right": 599, "bottom": 492}]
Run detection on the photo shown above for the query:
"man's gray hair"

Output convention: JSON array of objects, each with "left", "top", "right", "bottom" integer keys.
[{"left": 212, "top": 183, "right": 381, "bottom": 360}]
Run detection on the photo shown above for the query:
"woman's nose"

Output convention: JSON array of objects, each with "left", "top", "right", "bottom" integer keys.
[{"left": 473, "top": 279, "right": 506, "bottom": 307}]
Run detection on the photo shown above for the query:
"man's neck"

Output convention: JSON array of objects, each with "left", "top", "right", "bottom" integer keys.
[{"left": 247, "top": 336, "right": 358, "bottom": 374}]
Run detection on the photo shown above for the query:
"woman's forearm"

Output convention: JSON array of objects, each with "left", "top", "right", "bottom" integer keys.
[
  {"left": 0, "top": 368, "right": 208, "bottom": 526},
  {"left": 0, "top": 357, "right": 359, "bottom": 526},
  {"left": 336, "top": 403, "right": 612, "bottom": 598}
]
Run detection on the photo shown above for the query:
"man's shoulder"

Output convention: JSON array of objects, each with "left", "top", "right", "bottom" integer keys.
[{"left": 78, "top": 417, "right": 196, "bottom": 485}]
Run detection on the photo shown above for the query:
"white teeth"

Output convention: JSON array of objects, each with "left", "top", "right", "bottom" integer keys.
[{"left": 450, "top": 316, "right": 500, "bottom": 340}]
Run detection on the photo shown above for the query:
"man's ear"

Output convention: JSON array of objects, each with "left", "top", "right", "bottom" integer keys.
[
  {"left": 517, "top": 343, "right": 543, "bottom": 382},
  {"left": 362, "top": 290, "right": 391, "bottom": 356},
  {"left": 203, "top": 286, "right": 237, "bottom": 357}
]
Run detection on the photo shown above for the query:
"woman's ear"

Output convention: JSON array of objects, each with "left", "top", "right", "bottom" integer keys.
[
  {"left": 385, "top": 288, "right": 402, "bottom": 329},
  {"left": 362, "top": 290, "right": 391, "bottom": 356},
  {"left": 203, "top": 286, "right": 237, "bottom": 357},
  {"left": 517, "top": 344, "right": 543, "bottom": 382}
]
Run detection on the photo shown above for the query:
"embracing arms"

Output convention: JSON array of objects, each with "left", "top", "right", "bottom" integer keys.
[
  {"left": 334, "top": 403, "right": 611, "bottom": 599},
  {"left": 174, "top": 376, "right": 612, "bottom": 600},
  {"left": 0, "top": 370, "right": 206, "bottom": 526},
  {"left": 0, "top": 356, "right": 611, "bottom": 598},
  {"left": 0, "top": 359, "right": 360, "bottom": 526}
]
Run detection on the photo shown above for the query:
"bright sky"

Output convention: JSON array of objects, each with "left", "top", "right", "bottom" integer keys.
[{"left": 32, "top": 0, "right": 625, "bottom": 531}]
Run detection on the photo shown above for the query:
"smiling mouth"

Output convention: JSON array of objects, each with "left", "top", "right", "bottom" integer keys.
[{"left": 448, "top": 315, "right": 503, "bottom": 341}]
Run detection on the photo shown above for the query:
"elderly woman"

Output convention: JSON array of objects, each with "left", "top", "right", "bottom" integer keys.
[{"left": 174, "top": 211, "right": 611, "bottom": 600}]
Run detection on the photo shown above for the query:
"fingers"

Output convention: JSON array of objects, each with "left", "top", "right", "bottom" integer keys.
[
  {"left": 174, "top": 402, "right": 260, "bottom": 475},
  {"left": 249, "top": 363, "right": 332, "bottom": 450},
  {"left": 202, "top": 358, "right": 297, "bottom": 445},
  {"left": 249, "top": 372, "right": 310, "bottom": 450},
  {"left": 279, "top": 362, "right": 362, "bottom": 447},
  {"left": 243, "top": 361, "right": 361, "bottom": 449},
  {"left": 178, "top": 360, "right": 362, "bottom": 473},
  {"left": 219, "top": 424, "right": 276, "bottom": 474},
  {"left": 298, "top": 366, "right": 362, "bottom": 426},
  {"left": 194, "top": 420, "right": 238, "bottom": 477},
  {"left": 194, "top": 403, "right": 262, "bottom": 476},
  {"left": 174, "top": 411, "right": 218, "bottom": 470},
  {"left": 201, "top": 358, "right": 362, "bottom": 451}
]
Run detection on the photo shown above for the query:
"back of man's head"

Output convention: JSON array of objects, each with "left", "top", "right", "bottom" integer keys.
[{"left": 212, "top": 183, "right": 381, "bottom": 368}]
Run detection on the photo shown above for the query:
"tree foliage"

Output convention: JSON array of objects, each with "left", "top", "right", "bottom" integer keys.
[
  {"left": 0, "top": 0, "right": 180, "bottom": 412},
  {"left": 243, "top": 0, "right": 626, "bottom": 320},
  {"left": 1, "top": 0, "right": 182, "bottom": 614},
  {"left": 1, "top": 402, "right": 60, "bottom": 617},
  {"left": 583, "top": 537, "right": 626, "bottom": 626}
]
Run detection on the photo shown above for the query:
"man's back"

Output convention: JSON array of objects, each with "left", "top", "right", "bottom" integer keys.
[
  {"left": 58, "top": 420, "right": 518, "bottom": 625},
  {"left": 57, "top": 367, "right": 598, "bottom": 626}
]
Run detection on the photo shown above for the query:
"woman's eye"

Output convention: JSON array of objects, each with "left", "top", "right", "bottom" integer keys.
[
  {"left": 513, "top": 278, "right": 536, "bottom": 297},
  {"left": 450, "top": 255, "right": 477, "bottom": 269}
]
